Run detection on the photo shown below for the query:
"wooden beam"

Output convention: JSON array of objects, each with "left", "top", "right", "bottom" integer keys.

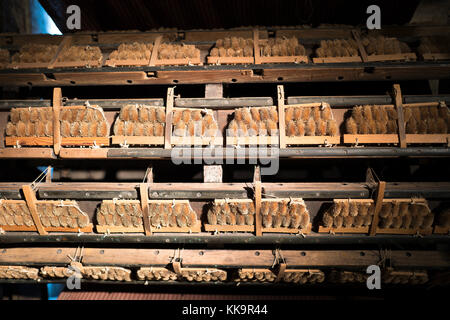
[
  {"left": 149, "top": 35, "right": 162, "bottom": 67},
  {"left": 139, "top": 183, "right": 152, "bottom": 236},
  {"left": 52, "top": 88, "right": 62, "bottom": 156},
  {"left": 253, "top": 28, "right": 261, "bottom": 65},
  {"left": 45, "top": 166, "right": 52, "bottom": 183},
  {"left": 21, "top": 185, "right": 47, "bottom": 235},
  {"left": 369, "top": 181, "right": 386, "bottom": 236},
  {"left": 351, "top": 30, "right": 368, "bottom": 62},
  {"left": 164, "top": 87, "right": 174, "bottom": 149},
  {"left": 393, "top": 84, "right": 407, "bottom": 148}
]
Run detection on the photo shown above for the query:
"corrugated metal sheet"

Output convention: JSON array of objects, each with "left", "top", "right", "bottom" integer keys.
[{"left": 39, "top": 0, "right": 419, "bottom": 33}]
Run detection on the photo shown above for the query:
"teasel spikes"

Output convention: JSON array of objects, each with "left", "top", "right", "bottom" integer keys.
[
  {"left": 286, "top": 120, "right": 297, "bottom": 136},
  {"left": 343, "top": 215, "right": 354, "bottom": 227},
  {"left": 333, "top": 216, "right": 343, "bottom": 228},
  {"left": 379, "top": 216, "right": 393, "bottom": 229},
  {"left": 305, "top": 117, "right": 316, "bottom": 136},
  {"left": 284, "top": 107, "right": 294, "bottom": 123},
  {"left": 346, "top": 117, "right": 358, "bottom": 134},
  {"left": 349, "top": 201, "right": 359, "bottom": 217}
]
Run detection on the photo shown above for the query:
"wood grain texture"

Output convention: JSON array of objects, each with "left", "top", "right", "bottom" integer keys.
[{"left": 22, "top": 185, "right": 47, "bottom": 235}]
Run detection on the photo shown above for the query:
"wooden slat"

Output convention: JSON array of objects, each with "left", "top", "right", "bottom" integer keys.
[
  {"left": 253, "top": 28, "right": 261, "bottom": 65},
  {"left": 111, "top": 136, "right": 164, "bottom": 145},
  {"left": 259, "top": 56, "right": 308, "bottom": 64},
  {"left": 343, "top": 134, "right": 399, "bottom": 144},
  {"left": 5, "top": 137, "right": 53, "bottom": 146},
  {"left": 204, "top": 224, "right": 254, "bottom": 232},
  {"left": 171, "top": 136, "right": 222, "bottom": 145},
  {"left": 376, "top": 227, "right": 433, "bottom": 235},
  {"left": 164, "top": 87, "right": 174, "bottom": 149},
  {"left": 96, "top": 221, "right": 201, "bottom": 234},
  {"left": 422, "top": 53, "right": 450, "bottom": 61},
  {"left": 277, "top": 85, "right": 286, "bottom": 149},
  {"left": 318, "top": 226, "right": 369, "bottom": 234},
  {"left": 21, "top": 185, "right": 47, "bottom": 235},
  {"left": 312, "top": 56, "right": 362, "bottom": 64},
  {"left": 351, "top": 30, "right": 368, "bottom": 63},
  {"left": 105, "top": 59, "right": 149, "bottom": 67},
  {"left": 284, "top": 136, "right": 340, "bottom": 145},
  {"left": 254, "top": 166, "right": 262, "bottom": 237},
  {"left": 53, "top": 88, "right": 61, "bottom": 155},
  {"left": 367, "top": 53, "right": 417, "bottom": 62},
  {"left": 207, "top": 56, "right": 254, "bottom": 65},
  {"left": 61, "top": 137, "right": 109, "bottom": 146},
  {"left": 139, "top": 183, "right": 152, "bottom": 236},
  {"left": 0, "top": 224, "right": 93, "bottom": 233},
  {"left": 0, "top": 148, "right": 54, "bottom": 158},
  {"left": 226, "top": 136, "right": 279, "bottom": 145},
  {"left": 393, "top": 84, "right": 406, "bottom": 148},
  {"left": 52, "top": 60, "right": 102, "bottom": 68},
  {"left": 405, "top": 134, "right": 450, "bottom": 144},
  {"left": 433, "top": 226, "right": 450, "bottom": 234},
  {"left": 155, "top": 57, "right": 202, "bottom": 66},
  {"left": 48, "top": 35, "right": 73, "bottom": 69},
  {"left": 262, "top": 223, "right": 311, "bottom": 234},
  {"left": 370, "top": 181, "right": 386, "bottom": 236},
  {"left": 149, "top": 35, "right": 162, "bottom": 66}
]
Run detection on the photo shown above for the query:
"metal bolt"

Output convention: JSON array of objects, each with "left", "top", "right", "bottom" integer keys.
[
  {"left": 57, "top": 249, "right": 62, "bottom": 254},
  {"left": 100, "top": 250, "right": 104, "bottom": 254},
  {"left": 196, "top": 192, "right": 201, "bottom": 197}
]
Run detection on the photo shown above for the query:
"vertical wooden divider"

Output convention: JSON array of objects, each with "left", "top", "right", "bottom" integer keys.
[
  {"left": 52, "top": 88, "right": 62, "bottom": 156},
  {"left": 164, "top": 87, "right": 174, "bottom": 149},
  {"left": 139, "top": 183, "right": 152, "bottom": 236},
  {"left": 393, "top": 84, "right": 407, "bottom": 148},
  {"left": 275, "top": 263, "right": 287, "bottom": 283},
  {"left": 253, "top": 166, "right": 262, "bottom": 236},
  {"left": 253, "top": 28, "right": 261, "bottom": 65},
  {"left": 22, "top": 185, "right": 47, "bottom": 235},
  {"left": 369, "top": 181, "right": 386, "bottom": 236},
  {"left": 351, "top": 30, "right": 368, "bottom": 62},
  {"left": 149, "top": 35, "right": 162, "bottom": 66},
  {"left": 277, "top": 85, "right": 286, "bottom": 148}
]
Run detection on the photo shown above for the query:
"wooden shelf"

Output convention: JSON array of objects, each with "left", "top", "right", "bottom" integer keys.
[
  {"left": 226, "top": 136, "right": 279, "bottom": 145},
  {"left": 111, "top": 136, "right": 164, "bottom": 145},
  {"left": 366, "top": 53, "right": 417, "bottom": 62},
  {"left": 207, "top": 56, "right": 254, "bottom": 65},
  {"left": 422, "top": 53, "right": 450, "bottom": 61},
  {"left": 318, "top": 226, "right": 369, "bottom": 234},
  {"left": 283, "top": 136, "right": 340, "bottom": 145},
  {"left": 312, "top": 56, "right": 362, "bottom": 64},
  {"left": 96, "top": 221, "right": 201, "bottom": 234},
  {"left": 343, "top": 134, "right": 399, "bottom": 144},
  {"left": 0, "top": 224, "right": 94, "bottom": 233}
]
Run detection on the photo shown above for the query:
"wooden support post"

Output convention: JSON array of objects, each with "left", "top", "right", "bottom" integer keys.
[
  {"left": 253, "top": 28, "right": 261, "bottom": 64},
  {"left": 393, "top": 84, "right": 407, "bottom": 148},
  {"left": 139, "top": 183, "right": 152, "bottom": 236},
  {"left": 52, "top": 88, "right": 62, "bottom": 156},
  {"left": 275, "top": 263, "right": 287, "bottom": 283},
  {"left": 369, "top": 181, "right": 386, "bottom": 236},
  {"left": 149, "top": 35, "right": 162, "bottom": 66},
  {"left": 277, "top": 85, "right": 286, "bottom": 148},
  {"left": 254, "top": 166, "right": 262, "bottom": 236},
  {"left": 145, "top": 166, "right": 154, "bottom": 184},
  {"left": 48, "top": 35, "right": 73, "bottom": 69},
  {"left": 352, "top": 30, "right": 368, "bottom": 62},
  {"left": 22, "top": 185, "right": 47, "bottom": 235},
  {"left": 45, "top": 166, "right": 52, "bottom": 183},
  {"left": 164, "top": 87, "right": 174, "bottom": 149}
]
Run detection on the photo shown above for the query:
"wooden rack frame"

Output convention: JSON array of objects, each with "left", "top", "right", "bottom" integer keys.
[
  {"left": 95, "top": 199, "right": 201, "bottom": 234},
  {"left": 318, "top": 197, "right": 433, "bottom": 236},
  {"left": 0, "top": 185, "right": 93, "bottom": 235}
]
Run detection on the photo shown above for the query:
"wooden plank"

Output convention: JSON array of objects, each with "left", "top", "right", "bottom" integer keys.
[
  {"left": 96, "top": 221, "right": 201, "bottom": 234},
  {"left": 376, "top": 227, "right": 433, "bottom": 235},
  {"left": 422, "top": 53, "right": 450, "bottom": 61},
  {"left": 405, "top": 134, "right": 450, "bottom": 144},
  {"left": 207, "top": 56, "right": 254, "bottom": 65},
  {"left": 149, "top": 35, "right": 162, "bottom": 67},
  {"left": 155, "top": 57, "right": 202, "bottom": 66},
  {"left": 139, "top": 183, "right": 152, "bottom": 236},
  {"left": 262, "top": 223, "right": 311, "bottom": 234},
  {"left": 48, "top": 35, "right": 73, "bottom": 69},
  {"left": 164, "top": 87, "right": 174, "bottom": 149},
  {"left": 433, "top": 226, "right": 449, "bottom": 234},
  {"left": 60, "top": 137, "right": 110, "bottom": 146},
  {"left": 111, "top": 136, "right": 164, "bottom": 145},
  {"left": 367, "top": 53, "right": 417, "bottom": 62},
  {"left": 0, "top": 224, "right": 93, "bottom": 233},
  {"left": 393, "top": 84, "right": 406, "bottom": 148},
  {"left": 204, "top": 224, "right": 254, "bottom": 232},
  {"left": 370, "top": 181, "right": 386, "bottom": 236},
  {"left": 171, "top": 136, "right": 222, "bottom": 145},
  {"left": 52, "top": 60, "right": 102, "bottom": 68},
  {"left": 403, "top": 102, "right": 440, "bottom": 108},
  {"left": 284, "top": 136, "right": 341, "bottom": 145},
  {"left": 226, "top": 136, "right": 279, "bottom": 145},
  {"left": 313, "top": 56, "right": 362, "bottom": 64},
  {"left": 21, "top": 185, "right": 47, "bottom": 235},
  {"left": 254, "top": 166, "right": 262, "bottom": 237},
  {"left": 318, "top": 226, "right": 369, "bottom": 234},
  {"left": 53, "top": 88, "right": 61, "bottom": 155},
  {"left": 59, "top": 148, "right": 108, "bottom": 159},
  {"left": 343, "top": 134, "right": 399, "bottom": 144},
  {"left": 5, "top": 137, "right": 53, "bottom": 146},
  {"left": 0, "top": 148, "right": 54, "bottom": 158},
  {"left": 278, "top": 85, "right": 286, "bottom": 149},
  {"left": 351, "top": 30, "right": 368, "bottom": 63},
  {"left": 253, "top": 28, "right": 261, "bottom": 65},
  {"left": 105, "top": 59, "right": 149, "bottom": 67},
  {"left": 259, "top": 56, "right": 308, "bottom": 64}
]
